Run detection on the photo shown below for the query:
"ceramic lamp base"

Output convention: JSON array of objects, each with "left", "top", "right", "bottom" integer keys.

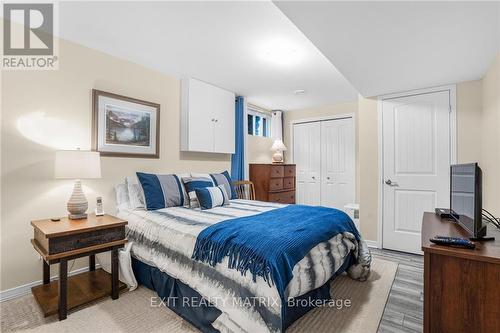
[
  {"left": 272, "top": 150, "right": 284, "bottom": 163},
  {"left": 67, "top": 180, "right": 89, "bottom": 220},
  {"left": 69, "top": 213, "right": 88, "bottom": 220}
]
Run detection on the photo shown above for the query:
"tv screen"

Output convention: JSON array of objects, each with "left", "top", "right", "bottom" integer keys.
[{"left": 450, "top": 163, "right": 482, "bottom": 236}]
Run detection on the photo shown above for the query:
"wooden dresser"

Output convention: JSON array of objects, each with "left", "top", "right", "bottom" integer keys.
[
  {"left": 249, "top": 164, "right": 296, "bottom": 204},
  {"left": 421, "top": 212, "right": 500, "bottom": 333}
]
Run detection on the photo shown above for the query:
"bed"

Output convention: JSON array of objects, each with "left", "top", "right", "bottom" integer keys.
[{"left": 115, "top": 185, "right": 371, "bottom": 333}]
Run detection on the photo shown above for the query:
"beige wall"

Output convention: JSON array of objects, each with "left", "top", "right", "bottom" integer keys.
[
  {"left": 357, "top": 96, "right": 379, "bottom": 241},
  {"left": 247, "top": 135, "right": 274, "bottom": 164},
  {"left": 1, "top": 39, "right": 230, "bottom": 291},
  {"left": 481, "top": 54, "right": 500, "bottom": 216},
  {"left": 457, "top": 80, "right": 483, "bottom": 163}
]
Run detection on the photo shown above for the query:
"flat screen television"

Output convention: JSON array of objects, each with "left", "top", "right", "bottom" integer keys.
[{"left": 450, "top": 163, "right": 485, "bottom": 238}]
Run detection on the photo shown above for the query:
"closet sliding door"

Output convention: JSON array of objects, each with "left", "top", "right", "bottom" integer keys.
[
  {"left": 320, "top": 118, "right": 355, "bottom": 210},
  {"left": 293, "top": 121, "right": 321, "bottom": 206},
  {"left": 293, "top": 117, "right": 355, "bottom": 211}
]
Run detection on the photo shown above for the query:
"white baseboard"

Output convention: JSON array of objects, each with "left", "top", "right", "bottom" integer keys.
[
  {"left": 0, "top": 265, "right": 100, "bottom": 303},
  {"left": 365, "top": 240, "right": 380, "bottom": 249}
]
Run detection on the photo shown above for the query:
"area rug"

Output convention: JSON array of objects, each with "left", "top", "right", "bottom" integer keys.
[{"left": 1, "top": 258, "right": 397, "bottom": 333}]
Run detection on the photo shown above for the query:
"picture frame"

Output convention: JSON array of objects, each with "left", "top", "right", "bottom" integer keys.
[{"left": 92, "top": 89, "right": 160, "bottom": 158}]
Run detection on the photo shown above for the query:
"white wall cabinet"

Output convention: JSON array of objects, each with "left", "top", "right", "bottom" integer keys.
[{"left": 181, "top": 78, "right": 235, "bottom": 153}]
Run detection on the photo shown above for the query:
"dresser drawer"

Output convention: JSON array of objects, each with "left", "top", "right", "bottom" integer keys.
[
  {"left": 284, "top": 165, "right": 296, "bottom": 177},
  {"left": 283, "top": 177, "right": 295, "bottom": 189},
  {"left": 270, "top": 165, "right": 284, "bottom": 178},
  {"left": 269, "top": 191, "right": 295, "bottom": 204},
  {"left": 269, "top": 178, "right": 283, "bottom": 191}
]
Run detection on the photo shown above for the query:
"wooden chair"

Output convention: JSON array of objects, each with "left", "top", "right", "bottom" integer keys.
[{"left": 233, "top": 180, "right": 256, "bottom": 200}]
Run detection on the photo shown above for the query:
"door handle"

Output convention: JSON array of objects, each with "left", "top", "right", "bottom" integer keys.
[
  {"left": 385, "top": 179, "right": 399, "bottom": 186},
  {"left": 312, "top": 176, "right": 316, "bottom": 180}
]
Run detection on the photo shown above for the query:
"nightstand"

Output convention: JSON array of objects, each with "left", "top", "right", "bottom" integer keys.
[{"left": 30, "top": 214, "right": 128, "bottom": 320}]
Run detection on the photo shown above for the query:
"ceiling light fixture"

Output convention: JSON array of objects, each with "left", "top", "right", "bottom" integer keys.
[
  {"left": 258, "top": 39, "right": 302, "bottom": 66},
  {"left": 294, "top": 89, "right": 306, "bottom": 95}
]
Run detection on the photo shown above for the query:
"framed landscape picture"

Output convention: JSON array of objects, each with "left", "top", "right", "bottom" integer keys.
[{"left": 92, "top": 89, "right": 160, "bottom": 158}]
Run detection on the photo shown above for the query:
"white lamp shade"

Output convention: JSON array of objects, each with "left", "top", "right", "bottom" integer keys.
[
  {"left": 55, "top": 150, "right": 101, "bottom": 179},
  {"left": 271, "top": 139, "right": 287, "bottom": 151}
]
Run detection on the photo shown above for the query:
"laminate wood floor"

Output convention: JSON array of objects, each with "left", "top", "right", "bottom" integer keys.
[{"left": 372, "top": 248, "right": 424, "bottom": 333}]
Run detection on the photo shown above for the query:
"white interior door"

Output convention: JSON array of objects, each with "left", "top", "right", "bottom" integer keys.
[
  {"left": 382, "top": 90, "right": 451, "bottom": 254},
  {"left": 320, "top": 118, "right": 355, "bottom": 210},
  {"left": 293, "top": 122, "right": 321, "bottom": 205}
]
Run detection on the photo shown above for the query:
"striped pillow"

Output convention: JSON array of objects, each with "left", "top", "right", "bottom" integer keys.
[
  {"left": 209, "top": 170, "right": 237, "bottom": 200},
  {"left": 182, "top": 177, "right": 214, "bottom": 208},
  {"left": 195, "top": 185, "right": 230, "bottom": 210},
  {"left": 136, "top": 172, "right": 188, "bottom": 210}
]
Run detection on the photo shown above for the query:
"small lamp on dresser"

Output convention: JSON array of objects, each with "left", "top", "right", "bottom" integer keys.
[
  {"left": 55, "top": 149, "right": 101, "bottom": 220},
  {"left": 271, "top": 139, "right": 287, "bottom": 164}
]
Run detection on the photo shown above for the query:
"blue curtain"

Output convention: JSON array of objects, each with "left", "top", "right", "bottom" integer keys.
[{"left": 231, "top": 96, "right": 245, "bottom": 181}]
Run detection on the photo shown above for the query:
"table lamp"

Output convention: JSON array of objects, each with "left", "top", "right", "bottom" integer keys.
[
  {"left": 55, "top": 150, "right": 101, "bottom": 220},
  {"left": 271, "top": 139, "right": 287, "bottom": 163}
]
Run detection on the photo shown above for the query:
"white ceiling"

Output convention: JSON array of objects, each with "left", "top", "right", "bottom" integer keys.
[
  {"left": 58, "top": 1, "right": 358, "bottom": 111},
  {"left": 275, "top": 1, "right": 500, "bottom": 97}
]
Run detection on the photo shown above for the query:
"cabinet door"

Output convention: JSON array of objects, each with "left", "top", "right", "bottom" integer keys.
[
  {"left": 320, "top": 118, "right": 355, "bottom": 211},
  {"left": 213, "top": 88, "right": 235, "bottom": 153},
  {"left": 293, "top": 122, "right": 321, "bottom": 205},
  {"left": 187, "top": 79, "right": 215, "bottom": 152}
]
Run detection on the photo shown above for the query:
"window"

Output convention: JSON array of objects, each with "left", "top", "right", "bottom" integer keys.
[{"left": 247, "top": 104, "right": 270, "bottom": 137}]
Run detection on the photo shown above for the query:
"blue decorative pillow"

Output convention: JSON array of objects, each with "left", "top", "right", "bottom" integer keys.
[
  {"left": 209, "top": 171, "right": 237, "bottom": 200},
  {"left": 195, "top": 185, "right": 230, "bottom": 210},
  {"left": 182, "top": 177, "right": 214, "bottom": 207},
  {"left": 136, "top": 172, "right": 188, "bottom": 210}
]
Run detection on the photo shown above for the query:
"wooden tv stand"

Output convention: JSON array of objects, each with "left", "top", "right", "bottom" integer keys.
[{"left": 421, "top": 212, "right": 500, "bottom": 333}]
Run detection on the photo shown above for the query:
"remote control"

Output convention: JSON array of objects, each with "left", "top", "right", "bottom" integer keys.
[
  {"left": 434, "top": 236, "right": 460, "bottom": 240},
  {"left": 430, "top": 236, "right": 475, "bottom": 249}
]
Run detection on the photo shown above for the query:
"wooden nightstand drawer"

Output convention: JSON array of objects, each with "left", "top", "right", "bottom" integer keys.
[
  {"left": 283, "top": 177, "right": 295, "bottom": 189},
  {"left": 270, "top": 165, "right": 284, "bottom": 178},
  {"left": 269, "top": 191, "right": 295, "bottom": 204},
  {"left": 35, "top": 226, "right": 125, "bottom": 255},
  {"left": 269, "top": 178, "right": 283, "bottom": 191}
]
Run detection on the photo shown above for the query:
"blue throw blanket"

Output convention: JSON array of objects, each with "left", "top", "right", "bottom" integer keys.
[{"left": 192, "top": 205, "right": 360, "bottom": 301}]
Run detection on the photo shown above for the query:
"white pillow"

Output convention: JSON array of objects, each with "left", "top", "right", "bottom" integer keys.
[
  {"left": 97, "top": 242, "right": 137, "bottom": 290},
  {"left": 114, "top": 183, "right": 131, "bottom": 211},
  {"left": 125, "top": 176, "right": 146, "bottom": 210}
]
